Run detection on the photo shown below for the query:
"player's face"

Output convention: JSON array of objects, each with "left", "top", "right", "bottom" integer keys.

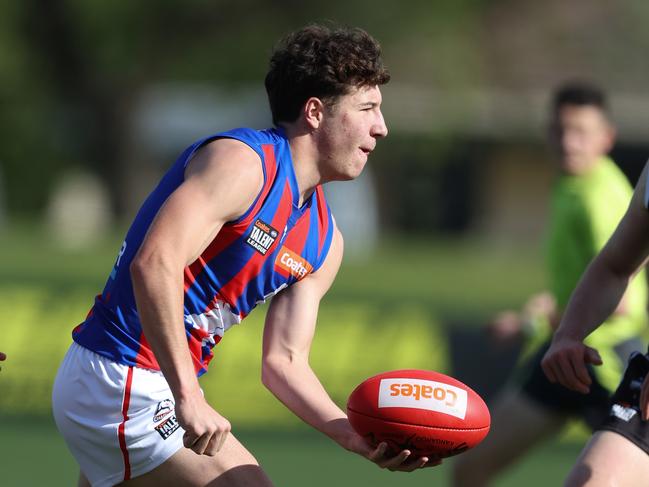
[
  {"left": 549, "top": 105, "right": 615, "bottom": 175},
  {"left": 317, "top": 85, "right": 388, "bottom": 181}
]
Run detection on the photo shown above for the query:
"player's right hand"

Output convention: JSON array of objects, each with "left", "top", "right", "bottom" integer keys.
[
  {"left": 541, "top": 336, "right": 602, "bottom": 394},
  {"left": 347, "top": 432, "right": 441, "bottom": 471},
  {"left": 175, "top": 392, "right": 231, "bottom": 456},
  {"left": 366, "top": 442, "right": 442, "bottom": 471}
]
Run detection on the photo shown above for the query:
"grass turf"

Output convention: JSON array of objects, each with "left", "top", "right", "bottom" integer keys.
[{"left": 0, "top": 414, "right": 582, "bottom": 486}]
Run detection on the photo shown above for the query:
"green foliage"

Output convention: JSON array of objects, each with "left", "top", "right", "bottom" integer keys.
[{"left": 0, "top": 224, "right": 544, "bottom": 420}]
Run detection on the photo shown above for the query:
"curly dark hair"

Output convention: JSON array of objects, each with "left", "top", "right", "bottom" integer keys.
[
  {"left": 265, "top": 24, "right": 390, "bottom": 126},
  {"left": 552, "top": 81, "right": 609, "bottom": 114}
]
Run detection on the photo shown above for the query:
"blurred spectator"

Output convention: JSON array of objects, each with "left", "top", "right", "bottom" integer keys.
[{"left": 452, "top": 81, "right": 648, "bottom": 487}]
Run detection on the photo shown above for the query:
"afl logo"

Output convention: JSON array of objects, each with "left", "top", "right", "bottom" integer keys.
[{"left": 153, "top": 399, "right": 175, "bottom": 423}]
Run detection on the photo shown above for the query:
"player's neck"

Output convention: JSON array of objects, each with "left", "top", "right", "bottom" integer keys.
[{"left": 283, "top": 124, "right": 324, "bottom": 207}]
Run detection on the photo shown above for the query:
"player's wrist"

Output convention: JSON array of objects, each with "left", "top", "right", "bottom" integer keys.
[
  {"left": 323, "top": 417, "right": 359, "bottom": 451},
  {"left": 551, "top": 327, "right": 585, "bottom": 344}
]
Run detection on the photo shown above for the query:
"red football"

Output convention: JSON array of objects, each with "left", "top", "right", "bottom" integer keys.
[{"left": 347, "top": 369, "right": 490, "bottom": 458}]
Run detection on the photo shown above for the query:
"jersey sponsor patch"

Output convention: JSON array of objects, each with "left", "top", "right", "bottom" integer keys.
[
  {"left": 246, "top": 219, "right": 279, "bottom": 255},
  {"left": 275, "top": 246, "right": 313, "bottom": 280},
  {"left": 378, "top": 378, "right": 468, "bottom": 419}
]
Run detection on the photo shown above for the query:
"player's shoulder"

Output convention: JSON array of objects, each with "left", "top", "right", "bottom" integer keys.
[
  {"left": 189, "top": 136, "right": 262, "bottom": 180},
  {"left": 214, "top": 127, "right": 287, "bottom": 151}
]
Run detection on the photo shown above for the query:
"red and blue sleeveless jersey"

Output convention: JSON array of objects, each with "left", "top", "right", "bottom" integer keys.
[{"left": 72, "top": 127, "right": 335, "bottom": 376}]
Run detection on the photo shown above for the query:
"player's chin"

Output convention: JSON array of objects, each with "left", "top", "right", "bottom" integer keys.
[{"left": 347, "top": 158, "right": 369, "bottom": 179}]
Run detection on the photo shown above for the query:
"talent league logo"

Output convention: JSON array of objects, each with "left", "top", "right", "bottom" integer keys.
[{"left": 246, "top": 219, "right": 279, "bottom": 255}]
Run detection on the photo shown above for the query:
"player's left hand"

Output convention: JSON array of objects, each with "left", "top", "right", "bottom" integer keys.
[{"left": 541, "top": 336, "right": 602, "bottom": 394}]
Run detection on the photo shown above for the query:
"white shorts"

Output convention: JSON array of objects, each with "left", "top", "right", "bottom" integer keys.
[{"left": 52, "top": 342, "right": 185, "bottom": 487}]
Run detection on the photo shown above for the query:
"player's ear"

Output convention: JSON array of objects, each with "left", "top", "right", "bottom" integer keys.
[{"left": 303, "top": 97, "right": 325, "bottom": 130}]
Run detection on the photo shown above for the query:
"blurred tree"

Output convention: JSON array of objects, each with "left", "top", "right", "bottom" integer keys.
[{"left": 1, "top": 0, "right": 490, "bottom": 220}]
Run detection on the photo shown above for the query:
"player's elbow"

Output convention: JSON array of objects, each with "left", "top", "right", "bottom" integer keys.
[
  {"left": 261, "top": 354, "right": 285, "bottom": 390},
  {"left": 261, "top": 352, "right": 303, "bottom": 392},
  {"left": 130, "top": 248, "right": 176, "bottom": 286}
]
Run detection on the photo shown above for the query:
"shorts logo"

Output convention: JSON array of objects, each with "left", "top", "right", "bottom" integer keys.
[
  {"left": 611, "top": 403, "right": 637, "bottom": 422},
  {"left": 153, "top": 399, "right": 174, "bottom": 423},
  {"left": 155, "top": 414, "right": 180, "bottom": 440},
  {"left": 275, "top": 246, "right": 313, "bottom": 280},
  {"left": 378, "top": 378, "right": 468, "bottom": 419},
  {"left": 246, "top": 219, "right": 278, "bottom": 255}
]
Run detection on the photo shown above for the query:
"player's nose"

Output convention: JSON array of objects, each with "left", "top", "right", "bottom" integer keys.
[{"left": 372, "top": 111, "right": 388, "bottom": 138}]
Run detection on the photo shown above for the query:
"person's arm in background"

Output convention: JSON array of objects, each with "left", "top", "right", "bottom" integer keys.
[
  {"left": 542, "top": 163, "right": 649, "bottom": 395},
  {"left": 261, "top": 226, "right": 439, "bottom": 472},
  {"left": 130, "top": 139, "right": 263, "bottom": 456}
]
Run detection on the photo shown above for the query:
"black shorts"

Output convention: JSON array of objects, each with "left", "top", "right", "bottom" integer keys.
[
  {"left": 597, "top": 351, "right": 649, "bottom": 455},
  {"left": 519, "top": 342, "right": 611, "bottom": 429}
]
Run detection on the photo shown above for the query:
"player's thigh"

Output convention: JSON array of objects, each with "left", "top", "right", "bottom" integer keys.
[
  {"left": 118, "top": 432, "right": 274, "bottom": 487},
  {"left": 455, "top": 387, "right": 565, "bottom": 470},
  {"left": 565, "top": 431, "right": 649, "bottom": 487}
]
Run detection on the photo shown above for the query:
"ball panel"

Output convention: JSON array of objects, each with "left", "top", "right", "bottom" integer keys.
[{"left": 347, "top": 407, "right": 489, "bottom": 458}]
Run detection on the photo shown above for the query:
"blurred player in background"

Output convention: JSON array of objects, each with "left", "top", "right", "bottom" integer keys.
[
  {"left": 51, "top": 24, "right": 437, "bottom": 487},
  {"left": 542, "top": 162, "right": 649, "bottom": 485},
  {"left": 452, "top": 82, "right": 648, "bottom": 487}
]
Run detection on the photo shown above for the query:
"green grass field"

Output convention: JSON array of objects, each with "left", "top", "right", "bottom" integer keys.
[
  {"left": 0, "top": 414, "right": 582, "bottom": 487},
  {"left": 0, "top": 223, "right": 587, "bottom": 486}
]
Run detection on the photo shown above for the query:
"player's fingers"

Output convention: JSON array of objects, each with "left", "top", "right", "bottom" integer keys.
[
  {"left": 390, "top": 456, "right": 427, "bottom": 472},
  {"left": 424, "top": 457, "right": 443, "bottom": 467},
  {"left": 556, "top": 353, "right": 589, "bottom": 393},
  {"left": 541, "top": 353, "right": 558, "bottom": 383},
  {"left": 183, "top": 431, "right": 198, "bottom": 449},
  {"left": 569, "top": 352, "right": 592, "bottom": 391},
  {"left": 215, "top": 428, "right": 229, "bottom": 453},
  {"left": 383, "top": 450, "right": 411, "bottom": 470},
  {"left": 188, "top": 432, "right": 210, "bottom": 455},
  {"left": 585, "top": 346, "right": 603, "bottom": 366},
  {"left": 204, "top": 431, "right": 220, "bottom": 456},
  {"left": 549, "top": 354, "right": 573, "bottom": 388},
  {"left": 368, "top": 442, "right": 388, "bottom": 462}
]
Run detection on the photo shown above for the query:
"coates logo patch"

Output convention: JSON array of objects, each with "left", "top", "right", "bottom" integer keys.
[
  {"left": 152, "top": 399, "right": 174, "bottom": 423},
  {"left": 378, "top": 378, "right": 468, "bottom": 419},
  {"left": 246, "top": 219, "right": 278, "bottom": 255},
  {"left": 275, "top": 247, "right": 313, "bottom": 280}
]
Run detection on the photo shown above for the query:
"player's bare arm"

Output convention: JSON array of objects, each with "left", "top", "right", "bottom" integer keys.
[
  {"left": 261, "top": 227, "right": 436, "bottom": 472},
  {"left": 130, "top": 138, "right": 263, "bottom": 456},
  {"left": 543, "top": 162, "right": 649, "bottom": 394}
]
